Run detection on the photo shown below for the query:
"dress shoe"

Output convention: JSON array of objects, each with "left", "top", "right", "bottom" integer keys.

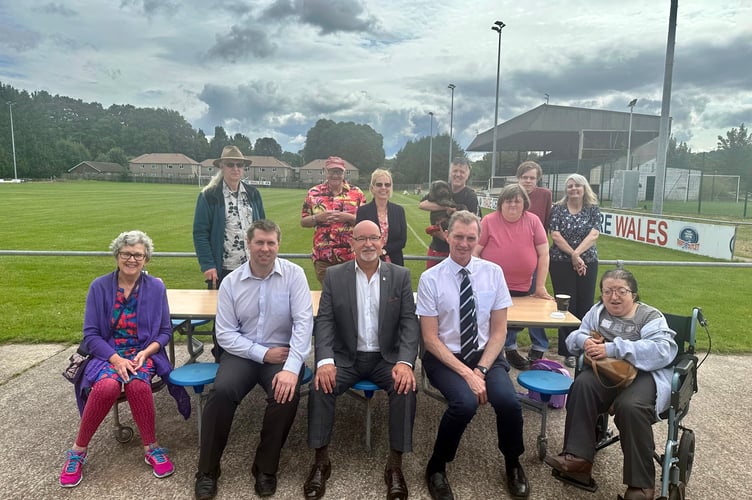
[
  {"left": 384, "top": 466, "right": 408, "bottom": 499},
  {"left": 620, "top": 486, "right": 655, "bottom": 500},
  {"left": 505, "top": 349, "right": 530, "bottom": 370},
  {"left": 425, "top": 470, "right": 454, "bottom": 500},
  {"left": 506, "top": 465, "right": 530, "bottom": 498},
  {"left": 252, "top": 463, "right": 277, "bottom": 497},
  {"left": 544, "top": 453, "right": 593, "bottom": 484},
  {"left": 303, "top": 461, "right": 331, "bottom": 499},
  {"left": 194, "top": 473, "right": 218, "bottom": 500}
]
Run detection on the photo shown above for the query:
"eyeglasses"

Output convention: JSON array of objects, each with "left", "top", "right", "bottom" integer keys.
[
  {"left": 223, "top": 162, "right": 246, "bottom": 169},
  {"left": 118, "top": 252, "right": 146, "bottom": 262},
  {"left": 374, "top": 182, "right": 392, "bottom": 188},
  {"left": 601, "top": 287, "right": 633, "bottom": 297},
  {"left": 352, "top": 235, "right": 382, "bottom": 243}
]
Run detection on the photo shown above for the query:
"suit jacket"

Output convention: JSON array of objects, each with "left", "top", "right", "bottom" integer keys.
[
  {"left": 355, "top": 200, "right": 407, "bottom": 266},
  {"left": 314, "top": 260, "right": 419, "bottom": 367}
]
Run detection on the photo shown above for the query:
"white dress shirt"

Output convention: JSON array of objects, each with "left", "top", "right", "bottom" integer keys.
[
  {"left": 416, "top": 256, "right": 512, "bottom": 353},
  {"left": 215, "top": 257, "right": 313, "bottom": 374}
]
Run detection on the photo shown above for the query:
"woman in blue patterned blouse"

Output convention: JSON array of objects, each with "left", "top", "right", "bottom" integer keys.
[{"left": 549, "top": 174, "right": 601, "bottom": 367}]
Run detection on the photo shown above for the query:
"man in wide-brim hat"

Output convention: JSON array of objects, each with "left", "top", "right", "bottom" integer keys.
[{"left": 213, "top": 145, "right": 252, "bottom": 168}]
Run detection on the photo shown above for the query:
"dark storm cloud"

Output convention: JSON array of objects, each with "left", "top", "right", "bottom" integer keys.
[
  {"left": 198, "top": 81, "right": 292, "bottom": 123},
  {"left": 205, "top": 25, "right": 277, "bottom": 61},
  {"left": 38, "top": 3, "right": 77, "bottom": 16},
  {"left": 262, "top": 0, "right": 380, "bottom": 35}
]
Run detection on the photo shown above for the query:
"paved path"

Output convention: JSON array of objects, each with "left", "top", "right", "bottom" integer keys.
[{"left": 0, "top": 343, "right": 745, "bottom": 499}]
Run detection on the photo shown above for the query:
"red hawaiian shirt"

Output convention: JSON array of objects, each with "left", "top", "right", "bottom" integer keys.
[{"left": 301, "top": 181, "right": 366, "bottom": 263}]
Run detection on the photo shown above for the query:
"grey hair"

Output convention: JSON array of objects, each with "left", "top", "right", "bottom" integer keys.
[
  {"left": 447, "top": 210, "right": 481, "bottom": 236},
  {"left": 203, "top": 170, "right": 225, "bottom": 192},
  {"left": 556, "top": 173, "right": 599, "bottom": 206},
  {"left": 497, "top": 183, "right": 530, "bottom": 212},
  {"left": 109, "top": 230, "right": 154, "bottom": 260}
]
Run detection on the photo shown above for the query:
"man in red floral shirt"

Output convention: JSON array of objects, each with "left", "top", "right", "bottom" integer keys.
[{"left": 301, "top": 156, "right": 366, "bottom": 284}]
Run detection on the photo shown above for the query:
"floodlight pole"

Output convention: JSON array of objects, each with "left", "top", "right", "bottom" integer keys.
[
  {"left": 448, "top": 83, "right": 456, "bottom": 169},
  {"left": 7, "top": 101, "right": 18, "bottom": 180},
  {"left": 428, "top": 112, "right": 434, "bottom": 185},
  {"left": 491, "top": 20, "right": 505, "bottom": 179},
  {"left": 626, "top": 98, "right": 638, "bottom": 170}
]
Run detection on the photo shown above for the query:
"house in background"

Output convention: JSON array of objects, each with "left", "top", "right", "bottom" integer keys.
[
  {"left": 129, "top": 153, "right": 200, "bottom": 180},
  {"left": 199, "top": 155, "right": 294, "bottom": 183},
  {"left": 299, "top": 158, "right": 360, "bottom": 185},
  {"left": 67, "top": 161, "right": 127, "bottom": 178}
]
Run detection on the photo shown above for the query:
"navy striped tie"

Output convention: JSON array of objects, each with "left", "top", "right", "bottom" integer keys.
[{"left": 459, "top": 268, "right": 478, "bottom": 361}]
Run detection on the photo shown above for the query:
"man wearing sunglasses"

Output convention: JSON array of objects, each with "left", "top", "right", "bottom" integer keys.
[
  {"left": 304, "top": 220, "right": 419, "bottom": 500},
  {"left": 300, "top": 156, "right": 365, "bottom": 284}
]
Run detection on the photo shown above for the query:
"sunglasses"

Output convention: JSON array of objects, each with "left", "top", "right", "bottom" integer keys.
[
  {"left": 374, "top": 182, "right": 392, "bottom": 188},
  {"left": 223, "top": 162, "right": 246, "bottom": 169}
]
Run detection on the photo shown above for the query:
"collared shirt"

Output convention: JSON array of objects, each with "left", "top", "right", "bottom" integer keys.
[
  {"left": 416, "top": 256, "right": 512, "bottom": 353},
  {"left": 215, "top": 257, "right": 313, "bottom": 374},
  {"left": 301, "top": 181, "right": 366, "bottom": 263},
  {"left": 355, "top": 260, "right": 381, "bottom": 352},
  {"left": 222, "top": 182, "right": 254, "bottom": 270}
]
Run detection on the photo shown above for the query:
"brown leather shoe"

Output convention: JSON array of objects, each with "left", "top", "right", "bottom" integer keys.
[
  {"left": 384, "top": 466, "right": 408, "bottom": 499},
  {"left": 621, "top": 486, "right": 655, "bottom": 500},
  {"left": 543, "top": 453, "right": 592, "bottom": 484},
  {"left": 506, "top": 349, "right": 531, "bottom": 370},
  {"left": 303, "top": 461, "right": 331, "bottom": 499}
]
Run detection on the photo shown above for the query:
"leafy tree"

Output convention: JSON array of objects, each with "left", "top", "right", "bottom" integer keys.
[
  {"left": 391, "top": 134, "right": 465, "bottom": 185},
  {"left": 231, "top": 133, "right": 253, "bottom": 155},
  {"left": 280, "top": 151, "right": 303, "bottom": 168},
  {"left": 302, "top": 119, "right": 385, "bottom": 177},
  {"left": 254, "top": 137, "right": 282, "bottom": 158},
  {"left": 209, "top": 126, "right": 230, "bottom": 159},
  {"left": 716, "top": 123, "right": 751, "bottom": 186}
]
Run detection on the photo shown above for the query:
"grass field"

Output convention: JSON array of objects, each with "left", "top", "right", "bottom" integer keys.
[{"left": 1, "top": 181, "right": 750, "bottom": 352}]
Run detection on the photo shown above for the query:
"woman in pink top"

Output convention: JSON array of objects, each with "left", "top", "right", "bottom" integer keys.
[{"left": 473, "top": 184, "right": 553, "bottom": 370}]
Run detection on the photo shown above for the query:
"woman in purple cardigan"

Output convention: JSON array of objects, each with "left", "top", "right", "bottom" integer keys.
[{"left": 59, "top": 231, "right": 190, "bottom": 488}]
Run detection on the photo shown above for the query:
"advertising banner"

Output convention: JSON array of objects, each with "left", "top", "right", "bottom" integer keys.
[{"left": 599, "top": 211, "right": 736, "bottom": 260}]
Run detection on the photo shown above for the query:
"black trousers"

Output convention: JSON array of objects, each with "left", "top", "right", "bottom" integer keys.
[
  {"left": 197, "top": 352, "right": 303, "bottom": 476},
  {"left": 307, "top": 352, "right": 416, "bottom": 453},
  {"left": 549, "top": 260, "right": 598, "bottom": 356}
]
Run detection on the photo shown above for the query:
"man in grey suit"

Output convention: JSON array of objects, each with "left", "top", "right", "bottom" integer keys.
[{"left": 304, "top": 220, "right": 419, "bottom": 500}]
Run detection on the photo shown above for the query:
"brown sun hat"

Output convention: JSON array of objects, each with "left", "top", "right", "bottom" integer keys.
[{"left": 213, "top": 145, "right": 252, "bottom": 168}]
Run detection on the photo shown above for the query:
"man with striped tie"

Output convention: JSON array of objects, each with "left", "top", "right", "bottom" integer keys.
[{"left": 416, "top": 210, "right": 530, "bottom": 500}]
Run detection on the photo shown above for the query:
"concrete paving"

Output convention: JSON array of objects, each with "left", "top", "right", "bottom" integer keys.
[{"left": 0, "top": 342, "right": 745, "bottom": 500}]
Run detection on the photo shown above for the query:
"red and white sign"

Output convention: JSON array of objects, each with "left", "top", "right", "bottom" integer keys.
[{"left": 600, "top": 211, "right": 736, "bottom": 260}]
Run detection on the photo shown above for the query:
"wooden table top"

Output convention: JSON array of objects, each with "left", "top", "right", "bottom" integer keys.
[{"left": 167, "top": 289, "right": 580, "bottom": 329}]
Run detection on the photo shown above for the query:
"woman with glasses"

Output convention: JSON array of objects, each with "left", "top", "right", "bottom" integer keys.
[
  {"left": 355, "top": 168, "right": 407, "bottom": 265},
  {"left": 60, "top": 230, "right": 190, "bottom": 488},
  {"left": 544, "top": 268, "right": 677, "bottom": 500},
  {"left": 549, "top": 173, "right": 600, "bottom": 367},
  {"left": 193, "top": 145, "right": 266, "bottom": 289}
]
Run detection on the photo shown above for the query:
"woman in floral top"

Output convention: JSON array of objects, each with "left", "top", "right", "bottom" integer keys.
[{"left": 549, "top": 174, "right": 601, "bottom": 367}]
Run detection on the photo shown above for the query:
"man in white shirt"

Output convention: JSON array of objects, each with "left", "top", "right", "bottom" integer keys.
[
  {"left": 195, "top": 220, "right": 313, "bottom": 500},
  {"left": 417, "top": 210, "right": 530, "bottom": 499},
  {"left": 304, "top": 220, "right": 419, "bottom": 500}
]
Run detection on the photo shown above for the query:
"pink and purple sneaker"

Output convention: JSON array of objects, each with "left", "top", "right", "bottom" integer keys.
[
  {"left": 145, "top": 445, "right": 174, "bottom": 478},
  {"left": 59, "top": 449, "right": 87, "bottom": 487}
]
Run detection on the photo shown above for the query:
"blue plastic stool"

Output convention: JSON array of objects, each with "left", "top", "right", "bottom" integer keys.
[
  {"left": 517, "top": 370, "right": 573, "bottom": 459},
  {"left": 347, "top": 380, "right": 382, "bottom": 451},
  {"left": 168, "top": 362, "right": 219, "bottom": 446},
  {"left": 170, "top": 318, "right": 212, "bottom": 364}
]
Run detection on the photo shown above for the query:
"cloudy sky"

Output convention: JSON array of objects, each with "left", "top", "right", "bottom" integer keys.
[{"left": 1, "top": 0, "right": 750, "bottom": 158}]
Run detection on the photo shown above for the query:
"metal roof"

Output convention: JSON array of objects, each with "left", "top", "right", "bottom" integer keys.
[{"left": 467, "top": 104, "right": 661, "bottom": 164}]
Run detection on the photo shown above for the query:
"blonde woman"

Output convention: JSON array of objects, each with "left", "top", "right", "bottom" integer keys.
[{"left": 356, "top": 169, "right": 407, "bottom": 265}]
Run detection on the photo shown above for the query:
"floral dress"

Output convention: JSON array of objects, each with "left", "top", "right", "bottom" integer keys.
[{"left": 95, "top": 287, "right": 154, "bottom": 384}]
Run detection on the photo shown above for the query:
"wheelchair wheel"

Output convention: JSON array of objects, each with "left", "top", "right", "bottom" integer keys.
[
  {"left": 115, "top": 425, "right": 134, "bottom": 443},
  {"left": 678, "top": 429, "right": 695, "bottom": 484}
]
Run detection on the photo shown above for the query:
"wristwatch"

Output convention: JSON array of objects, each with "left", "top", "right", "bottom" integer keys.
[{"left": 475, "top": 365, "right": 488, "bottom": 376}]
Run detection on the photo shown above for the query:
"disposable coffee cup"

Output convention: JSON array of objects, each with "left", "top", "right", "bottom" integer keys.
[{"left": 555, "top": 294, "right": 571, "bottom": 312}]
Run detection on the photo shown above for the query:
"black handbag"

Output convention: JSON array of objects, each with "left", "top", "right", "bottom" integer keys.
[{"left": 62, "top": 343, "right": 91, "bottom": 384}]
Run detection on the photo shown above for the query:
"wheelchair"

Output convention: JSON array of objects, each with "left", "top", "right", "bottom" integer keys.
[{"left": 558, "top": 307, "right": 708, "bottom": 500}]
